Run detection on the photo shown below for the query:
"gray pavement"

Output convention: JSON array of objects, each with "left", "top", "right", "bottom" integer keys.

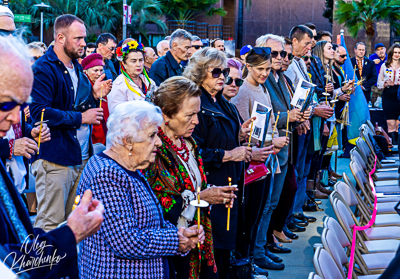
[{"left": 267, "top": 153, "right": 352, "bottom": 279}]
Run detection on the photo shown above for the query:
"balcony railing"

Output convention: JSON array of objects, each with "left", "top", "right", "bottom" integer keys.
[{"left": 168, "top": 20, "right": 231, "bottom": 40}]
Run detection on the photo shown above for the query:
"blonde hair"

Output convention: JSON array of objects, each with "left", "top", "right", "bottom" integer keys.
[{"left": 183, "top": 47, "right": 227, "bottom": 86}]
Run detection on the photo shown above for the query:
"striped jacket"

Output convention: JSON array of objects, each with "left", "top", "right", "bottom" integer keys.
[{"left": 77, "top": 153, "right": 180, "bottom": 278}]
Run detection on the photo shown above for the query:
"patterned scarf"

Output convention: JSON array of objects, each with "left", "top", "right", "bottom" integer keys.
[{"left": 143, "top": 134, "right": 217, "bottom": 278}]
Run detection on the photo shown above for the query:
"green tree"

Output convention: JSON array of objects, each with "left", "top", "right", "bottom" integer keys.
[
  {"left": 323, "top": 0, "right": 334, "bottom": 24},
  {"left": 334, "top": 0, "right": 400, "bottom": 54},
  {"left": 9, "top": 0, "right": 167, "bottom": 41},
  {"left": 160, "top": 0, "right": 226, "bottom": 22}
]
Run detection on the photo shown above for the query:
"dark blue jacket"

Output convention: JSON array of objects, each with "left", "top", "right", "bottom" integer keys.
[
  {"left": 149, "top": 51, "right": 183, "bottom": 86},
  {"left": 0, "top": 110, "right": 33, "bottom": 187},
  {"left": 310, "top": 55, "right": 330, "bottom": 102},
  {"left": 0, "top": 159, "right": 78, "bottom": 278},
  {"left": 192, "top": 87, "right": 245, "bottom": 250},
  {"left": 30, "top": 46, "right": 94, "bottom": 166},
  {"left": 351, "top": 57, "right": 377, "bottom": 102}
]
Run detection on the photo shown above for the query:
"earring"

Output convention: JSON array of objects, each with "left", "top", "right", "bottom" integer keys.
[
  {"left": 129, "top": 152, "right": 132, "bottom": 156},
  {"left": 165, "top": 122, "right": 169, "bottom": 125}
]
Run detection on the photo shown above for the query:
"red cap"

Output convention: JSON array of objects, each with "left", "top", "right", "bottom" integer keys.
[{"left": 82, "top": 53, "right": 104, "bottom": 70}]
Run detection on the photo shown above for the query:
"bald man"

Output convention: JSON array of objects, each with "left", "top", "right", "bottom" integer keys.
[
  {"left": 0, "top": 6, "right": 15, "bottom": 35},
  {"left": 144, "top": 47, "right": 158, "bottom": 72},
  {"left": 0, "top": 34, "right": 104, "bottom": 278}
]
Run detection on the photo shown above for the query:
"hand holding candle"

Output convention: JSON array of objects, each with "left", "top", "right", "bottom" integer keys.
[{"left": 37, "top": 108, "right": 45, "bottom": 154}]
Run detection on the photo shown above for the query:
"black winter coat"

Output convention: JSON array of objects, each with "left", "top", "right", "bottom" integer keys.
[{"left": 192, "top": 87, "right": 245, "bottom": 250}]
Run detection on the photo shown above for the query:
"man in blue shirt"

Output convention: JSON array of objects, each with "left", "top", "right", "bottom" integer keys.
[
  {"left": 369, "top": 43, "right": 387, "bottom": 77},
  {"left": 30, "top": 14, "right": 111, "bottom": 231}
]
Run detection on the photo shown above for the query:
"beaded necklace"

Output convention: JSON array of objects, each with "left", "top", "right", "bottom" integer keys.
[{"left": 158, "top": 126, "right": 190, "bottom": 162}]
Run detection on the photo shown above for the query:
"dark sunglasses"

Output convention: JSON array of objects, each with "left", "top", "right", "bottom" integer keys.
[
  {"left": 193, "top": 45, "right": 203, "bottom": 50},
  {"left": 302, "top": 56, "right": 314, "bottom": 62},
  {"left": 339, "top": 54, "right": 347, "bottom": 59},
  {"left": 288, "top": 53, "right": 294, "bottom": 60},
  {"left": 32, "top": 56, "right": 41, "bottom": 61},
  {"left": 271, "top": 50, "right": 287, "bottom": 59},
  {"left": 313, "top": 36, "right": 318, "bottom": 40},
  {"left": 0, "top": 102, "right": 29, "bottom": 112},
  {"left": 225, "top": 77, "right": 244, "bottom": 87},
  {"left": 0, "top": 29, "right": 16, "bottom": 36},
  {"left": 251, "top": 47, "right": 272, "bottom": 56},
  {"left": 208, "top": 68, "right": 230, "bottom": 78}
]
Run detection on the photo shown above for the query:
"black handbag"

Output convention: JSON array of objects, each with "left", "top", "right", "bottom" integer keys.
[{"left": 229, "top": 255, "right": 253, "bottom": 279}]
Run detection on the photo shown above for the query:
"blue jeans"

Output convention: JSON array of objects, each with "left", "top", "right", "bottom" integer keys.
[
  {"left": 285, "top": 130, "right": 312, "bottom": 225},
  {"left": 253, "top": 162, "right": 288, "bottom": 259}
]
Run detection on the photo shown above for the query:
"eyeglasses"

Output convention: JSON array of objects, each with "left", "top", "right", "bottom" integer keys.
[
  {"left": 32, "top": 56, "right": 41, "bottom": 62},
  {"left": 339, "top": 54, "right": 347, "bottom": 58},
  {"left": 251, "top": 47, "right": 272, "bottom": 56},
  {"left": 302, "top": 56, "right": 314, "bottom": 62},
  {"left": 271, "top": 50, "right": 287, "bottom": 59},
  {"left": 0, "top": 101, "right": 29, "bottom": 112},
  {"left": 288, "top": 53, "right": 294, "bottom": 60},
  {"left": 0, "top": 29, "right": 16, "bottom": 36},
  {"left": 103, "top": 44, "right": 116, "bottom": 52},
  {"left": 193, "top": 45, "right": 203, "bottom": 50},
  {"left": 225, "top": 77, "right": 244, "bottom": 87},
  {"left": 208, "top": 68, "right": 230, "bottom": 78}
]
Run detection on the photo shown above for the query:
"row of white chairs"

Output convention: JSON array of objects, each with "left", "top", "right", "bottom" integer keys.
[{"left": 309, "top": 126, "right": 400, "bottom": 279}]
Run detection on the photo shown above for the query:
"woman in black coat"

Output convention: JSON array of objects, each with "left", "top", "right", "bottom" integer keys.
[{"left": 184, "top": 47, "right": 254, "bottom": 278}]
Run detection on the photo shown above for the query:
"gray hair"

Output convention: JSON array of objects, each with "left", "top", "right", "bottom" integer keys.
[
  {"left": 170, "top": 29, "right": 192, "bottom": 48},
  {"left": 183, "top": 47, "right": 226, "bottom": 86},
  {"left": 256, "top": 34, "right": 285, "bottom": 48},
  {"left": 156, "top": 40, "right": 169, "bottom": 53},
  {"left": 0, "top": 35, "right": 31, "bottom": 65},
  {"left": 106, "top": 101, "right": 163, "bottom": 148},
  {"left": 355, "top": 42, "right": 366, "bottom": 50},
  {"left": 192, "top": 35, "right": 201, "bottom": 42}
]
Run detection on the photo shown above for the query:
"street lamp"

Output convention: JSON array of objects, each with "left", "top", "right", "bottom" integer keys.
[{"left": 33, "top": 2, "right": 50, "bottom": 42}]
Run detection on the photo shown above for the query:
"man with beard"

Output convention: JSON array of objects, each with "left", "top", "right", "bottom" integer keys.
[{"left": 30, "top": 14, "right": 112, "bottom": 231}]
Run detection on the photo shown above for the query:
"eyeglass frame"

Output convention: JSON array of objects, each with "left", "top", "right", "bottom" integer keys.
[
  {"left": 207, "top": 68, "right": 230, "bottom": 78},
  {"left": 225, "top": 77, "right": 244, "bottom": 87}
]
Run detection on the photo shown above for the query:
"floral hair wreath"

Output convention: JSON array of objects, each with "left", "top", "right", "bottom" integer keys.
[{"left": 116, "top": 40, "right": 146, "bottom": 62}]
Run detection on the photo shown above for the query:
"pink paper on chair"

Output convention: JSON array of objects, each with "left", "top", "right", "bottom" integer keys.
[{"left": 347, "top": 156, "right": 378, "bottom": 279}]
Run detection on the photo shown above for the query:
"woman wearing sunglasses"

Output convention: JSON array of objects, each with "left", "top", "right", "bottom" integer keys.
[
  {"left": 184, "top": 47, "right": 254, "bottom": 278},
  {"left": 222, "top": 58, "right": 244, "bottom": 101},
  {"left": 231, "top": 47, "right": 289, "bottom": 268}
]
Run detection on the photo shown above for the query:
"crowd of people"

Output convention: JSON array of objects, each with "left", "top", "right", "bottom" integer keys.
[{"left": 0, "top": 4, "right": 399, "bottom": 279}]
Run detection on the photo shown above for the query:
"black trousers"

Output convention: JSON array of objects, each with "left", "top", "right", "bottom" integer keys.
[
  {"left": 267, "top": 163, "right": 297, "bottom": 242},
  {"left": 236, "top": 175, "right": 272, "bottom": 258}
]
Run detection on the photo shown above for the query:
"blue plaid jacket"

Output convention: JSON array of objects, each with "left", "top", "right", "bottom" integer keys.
[
  {"left": 77, "top": 153, "right": 180, "bottom": 278},
  {"left": 310, "top": 54, "right": 330, "bottom": 102}
]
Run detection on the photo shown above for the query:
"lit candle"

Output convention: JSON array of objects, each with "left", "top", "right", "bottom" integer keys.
[
  {"left": 99, "top": 84, "right": 103, "bottom": 108},
  {"left": 272, "top": 111, "right": 280, "bottom": 140},
  {"left": 37, "top": 108, "right": 45, "bottom": 154},
  {"left": 248, "top": 119, "right": 254, "bottom": 147},
  {"left": 285, "top": 110, "right": 290, "bottom": 137},
  {"left": 197, "top": 185, "right": 201, "bottom": 248},
  {"left": 227, "top": 177, "right": 231, "bottom": 231},
  {"left": 72, "top": 195, "right": 80, "bottom": 211}
]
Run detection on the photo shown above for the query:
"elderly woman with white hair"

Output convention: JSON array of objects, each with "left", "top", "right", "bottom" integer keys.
[
  {"left": 183, "top": 47, "right": 254, "bottom": 277},
  {"left": 76, "top": 101, "right": 204, "bottom": 279}
]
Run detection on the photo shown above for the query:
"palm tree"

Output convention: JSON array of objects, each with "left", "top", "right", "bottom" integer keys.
[
  {"left": 334, "top": 0, "right": 400, "bottom": 54},
  {"left": 160, "top": 0, "right": 226, "bottom": 22}
]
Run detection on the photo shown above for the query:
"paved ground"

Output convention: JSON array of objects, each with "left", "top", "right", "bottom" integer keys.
[{"left": 267, "top": 153, "right": 352, "bottom": 279}]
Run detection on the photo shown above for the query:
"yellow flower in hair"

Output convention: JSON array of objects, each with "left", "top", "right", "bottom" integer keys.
[{"left": 128, "top": 40, "right": 139, "bottom": 49}]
